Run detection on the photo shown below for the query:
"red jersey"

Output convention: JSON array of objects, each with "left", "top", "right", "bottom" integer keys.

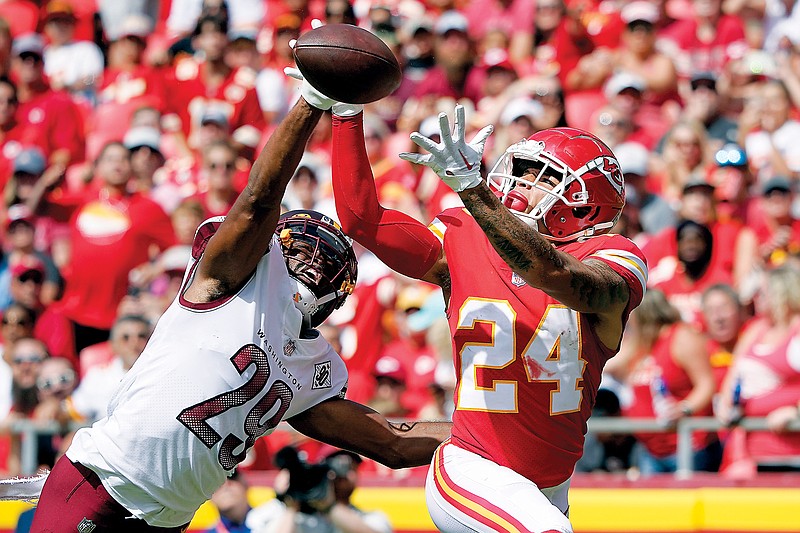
[
  {"left": 661, "top": 15, "right": 747, "bottom": 77},
  {"left": 164, "top": 58, "right": 265, "bottom": 148},
  {"left": 434, "top": 208, "right": 647, "bottom": 487},
  {"left": 18, "top": 87, "right": 85, "bottom": 165},
  {"left": 737, "top": 320, "right": 800, "bottom": 459},
  {"left": 55, "top": 190, "right": 176, "bottom": 329},
  {"left": 624, "top": 324, "right": 714, "bottom": 457}
]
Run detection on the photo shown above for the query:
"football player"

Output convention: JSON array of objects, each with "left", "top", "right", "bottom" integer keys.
[
  {"left": 326, "top": 91, "right": 648, "bottom": 531},
  {"left": 30, "top": 97, "right": 451, "bottom": 531}
]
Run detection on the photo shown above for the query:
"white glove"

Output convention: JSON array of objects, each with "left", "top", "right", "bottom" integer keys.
[
  {"left": 283, "top": 67, "right": 364, "bottom": 116},
  {"left": 399, "top": 104, "right": 493, "bottom": 192}
]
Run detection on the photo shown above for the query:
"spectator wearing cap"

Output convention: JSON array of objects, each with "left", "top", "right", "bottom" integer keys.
[
  {"left": 319, "top": 447, "right": 393, "bottom": 533},
  {"left": 659, "top": 0, "right": 746, "bottom": 80},
  {"left": 410, "top": 10, "right": 484, "bottom": 106},
  {"left": 590, "top": 103, "right": 635, "bottom": 150},
  {"left": 644, "top": 171, "right": 759, "bottom": 305},
  {"left": 11, "top": 32, "right": 85, "bottom": 169},
  {"left": 707, "top": 143, "right": 753, "bottom": 223},
  {"left": 163, "top": 15, "right": 265, "bottom": 164},
  {"left": 749, "top": 176, "right": 800, "bottom": 268},
  {"left": 602, "top": 70, "right": 669, "bottom": 149},
  {"left": 485, "top": 96, "right": 542, "bottom": 165},
  {"left": 41, "top": 141, "right": 175, "bottom": 354},
  {"left": 472, "top": 48, "right": 519, "bottom": 127},
  {"left": 740, "top": 80, "right": 800, "bottom": 184},
  {"left": 615, "top": 142, "right": 676, "bottom": 237},
  {"left": 367, "top": 354, "right": 410, "bottom": 418},
  {"left": 4, "top": 201, "right": 61, "bottom": 301},
  {"left": 674, "top": 71, "right": 738, "bottom": 150},
  {"left": 373, "top": 284, "right": 441, "bottom": 417},
  {"left": 92, "top": 14, "right": 166, "bottom": 160},
  {"left": 6, "top": 250, "right": 76, "bottom": 367},
  {"left": 41, "top": 1, "right": 104, "bottom": 100},
  {"left": 615, "top": 1, "right": 679, "bottom": 106},
  {"left": 124, "top": 126, "right": 166, "bottom": 197}
]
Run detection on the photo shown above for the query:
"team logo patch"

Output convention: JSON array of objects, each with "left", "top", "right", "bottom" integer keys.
[
  {"left": 77, "top": 518, "right": 97, "bottom": 533},
  {"left": 284, "top": 340, "right": 296, "bottom": 356},
  {"left": 511, "top": 272, "right": 527, "bottom": 287},
  {"left": 312, "top": 361, "right": 332, "bottom": 389}
]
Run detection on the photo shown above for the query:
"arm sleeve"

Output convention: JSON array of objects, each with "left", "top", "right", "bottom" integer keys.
[{"left": 331, "top": 114, "right": 442, "bottom": 280}]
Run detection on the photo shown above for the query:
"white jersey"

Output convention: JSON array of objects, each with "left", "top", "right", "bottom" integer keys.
[{"left": 67, "top": 218, "right": 349, "bottom": 527}]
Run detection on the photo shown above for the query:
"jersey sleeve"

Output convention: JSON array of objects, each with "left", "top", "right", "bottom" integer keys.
[
  {"left": 587, "top": 234, "right": 648, "bottom": 312},
  {"left": 331, "top": 114, "right": 442, "bottom": 280}
]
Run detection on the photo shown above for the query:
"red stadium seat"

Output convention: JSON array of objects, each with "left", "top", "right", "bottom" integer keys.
[{"left": 564, "top": 90, "right": 608, "bottom": 132}]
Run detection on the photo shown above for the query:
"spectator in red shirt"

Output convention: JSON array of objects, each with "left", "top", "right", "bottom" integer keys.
[
  {"left": 49, "top": 141, "right": 175, "bottom": 353},
  {"left": 749, "top": 176, "right": 800, "bottom": 268},
  {"left": 645, "top": 177, "right": 758, "bottom": 298},
  {"left": 660, "top": 0, "right": 748, "bottom": 81},
  {"left": 10, "top": 32, "right": 85, "bottom": 168},
  {"left": 525, "top": 0, "right": 594, "bottom": 86},
  {"left": 0, "top": 75, "right": 27, "bottom": 189},
  {"left": 700, "top": 283, "right": 747, "bottom": 393},
  {"left": 91, "top": 14, "right": 166, "bottom": 161},
  {"left": 164, "top": 15, "right": 265, "bottom": 163},
  {"left": 411, "top": 10, "right": 484, "bottom": 106},
  {"left": 7, "top": 252, "right": 71, "bottom": 358},
  {"left": 615, "top": 1, "right": 679, "bottom": 107}
]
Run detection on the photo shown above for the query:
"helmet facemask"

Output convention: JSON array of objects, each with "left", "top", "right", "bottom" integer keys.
[
  {"left": 487, "top": 139, "right": 591, "bottom": 240},
  {"left": 276, "top": 212, "right": 357, "bottom": 329}
]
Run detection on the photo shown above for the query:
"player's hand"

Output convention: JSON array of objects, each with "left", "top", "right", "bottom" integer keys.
[
  {"left": 399, "top": 104, "right": 493, "bottom": 192},
  {"left": 285, "top": 20, "right": 363, "bottom": 116}
]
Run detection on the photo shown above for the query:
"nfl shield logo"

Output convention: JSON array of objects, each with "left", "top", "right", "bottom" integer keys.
[
  {"left": 511, "top": 272, "right": 527, "bottom": 287},
  {"left": 77, "top": 518, "right": 96, "bottom": 533},
  {"left": 283, "top": 340, "right": 296, "bottom": 356}
]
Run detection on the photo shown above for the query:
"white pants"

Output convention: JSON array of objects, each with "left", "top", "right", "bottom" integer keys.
[{"left": 425, "top": 441, "right": 573, "bottom": 533}]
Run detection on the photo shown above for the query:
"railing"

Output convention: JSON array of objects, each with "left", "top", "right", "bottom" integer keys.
[{"left": 5, "top": 417, "right": 800, "bottom": 476}]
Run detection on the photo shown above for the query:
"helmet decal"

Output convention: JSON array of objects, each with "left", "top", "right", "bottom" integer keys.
[{"left": 275, "top": 210, "right": 358, "bottom": 328}]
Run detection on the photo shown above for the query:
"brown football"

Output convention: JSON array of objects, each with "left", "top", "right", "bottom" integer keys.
[{"left": 293, "top": 24, "right": 402, "bottom": 104}]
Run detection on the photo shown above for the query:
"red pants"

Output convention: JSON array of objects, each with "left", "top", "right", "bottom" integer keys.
[{"left": 30, "top": 455, "right": 189, "bottom": 532}]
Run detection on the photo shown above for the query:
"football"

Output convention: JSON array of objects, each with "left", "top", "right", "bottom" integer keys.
[{"left": 293, "top": 24, "right": 402, "bottom": 105}]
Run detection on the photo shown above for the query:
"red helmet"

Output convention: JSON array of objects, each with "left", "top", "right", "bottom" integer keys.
[{"left": 487, "top": 127, "right": 625, "bottom": 242}]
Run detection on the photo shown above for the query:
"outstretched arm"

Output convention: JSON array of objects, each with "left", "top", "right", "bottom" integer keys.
[
  {"left": 288, "top": 398, "right": 451, "bottom": 469},
  {"left": 184, "top": 99, "right": 323, "bottom": 303},
  {"left": 404, "top": 105, "right": 632, "bottom": 344},
  {"left": 332, "top": 114, "right": 446, "bottom": 286}
]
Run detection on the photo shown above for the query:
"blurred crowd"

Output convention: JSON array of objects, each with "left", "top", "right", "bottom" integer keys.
[{"left": 0, "top": 0, "right": 798, "bottom": 486}]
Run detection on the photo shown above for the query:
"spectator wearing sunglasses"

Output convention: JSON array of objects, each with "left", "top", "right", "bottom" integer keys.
[
  {"left": 62, "top": 315, "right": 150, "bottom": 424},
  {"left": 0, "top": 337, "right": 49, "bottom": 475},
  {"left": 7, "top": 254, "right": 75, "bottom": 367}
]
